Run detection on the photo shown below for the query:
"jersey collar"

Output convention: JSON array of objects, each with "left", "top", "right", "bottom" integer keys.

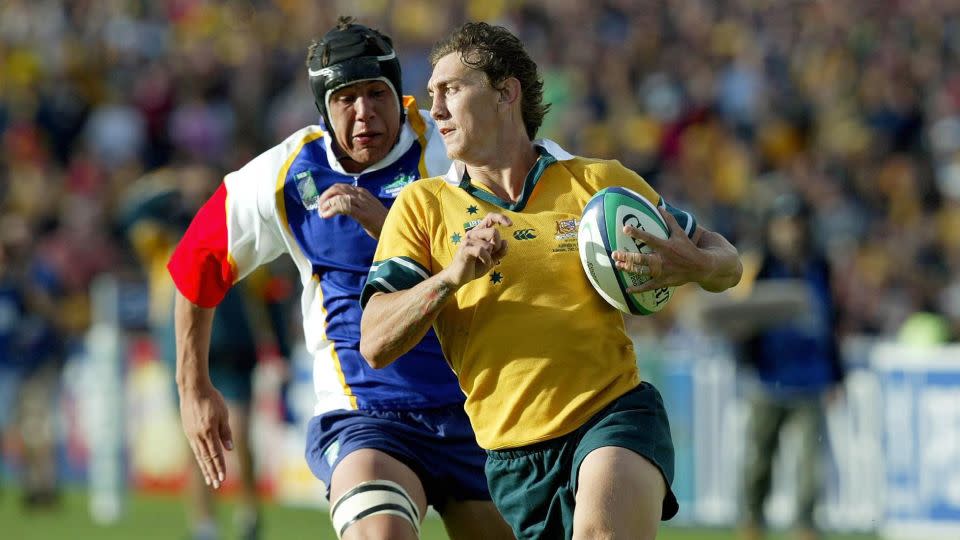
[
  {"left": 442, "top": 138, "right": 574, "bottom": 185},
  {"left": 442, "top": 139, "right": 574, "bottom": 212}
]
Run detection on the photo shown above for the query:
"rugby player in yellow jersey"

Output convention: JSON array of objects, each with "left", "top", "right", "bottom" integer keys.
[{"left": 360, "top": 22, "right": 742, "bottom": 539}]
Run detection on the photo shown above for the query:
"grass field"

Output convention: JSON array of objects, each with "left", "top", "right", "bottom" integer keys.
[{"left": 1, "top": 489, "right": 881, "bottom": 540}]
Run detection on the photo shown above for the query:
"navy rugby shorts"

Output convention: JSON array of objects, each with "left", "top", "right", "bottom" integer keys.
[{"left": 305, "top": 403, "right": 491, "bottom": 510}]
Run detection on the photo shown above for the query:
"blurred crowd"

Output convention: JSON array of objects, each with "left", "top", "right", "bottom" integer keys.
[
  {"left": 4, "top": 0, "right": 960, "bottom": 350},
  {"left": 2, "top": 0, "right": 960, "bottom": 447}
]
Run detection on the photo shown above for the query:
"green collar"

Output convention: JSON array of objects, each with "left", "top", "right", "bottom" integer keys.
[{"left": 458, "top": 145, "right": 556, "bottom": 211}]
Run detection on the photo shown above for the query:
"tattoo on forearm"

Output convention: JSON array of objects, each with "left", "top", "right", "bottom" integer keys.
[{"left": 420, "top": 281, "right": 453, "bottom": 316}]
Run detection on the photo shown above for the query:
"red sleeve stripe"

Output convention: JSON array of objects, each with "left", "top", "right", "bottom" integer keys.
[{"left": 167, "top": 183, "right": 236, "bottom": 308}]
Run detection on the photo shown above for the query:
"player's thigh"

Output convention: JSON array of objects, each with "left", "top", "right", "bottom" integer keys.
[
  {"left": 331, "top": 448, "right": 428, "bottom": 540},
  {"left": 440, "top": 498, "right": 515, "bottom": 540},
  {"left": 573, "top": 446, "right": 665, "bottom": 540}
]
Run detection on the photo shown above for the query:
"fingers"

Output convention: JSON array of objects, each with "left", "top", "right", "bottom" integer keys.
[
  {"left": 319, "top": 184, "right": 377, "bottom": 218},
  {"left": 466, "top": 213, "right": 511, "bottom": 242},
  {"left": 318, "top": 184, "right": 347, "bottom": 214},
  {"left": 466, "top": 226, "right": 501, "bottom": 244},
  {"left": 622, "top": 224, "right": 664, "bottom": 249},
  {"left": 450, "top": 212, "right": 513, "bottom": 283},
  {"left": 181, "top": 393, "right": 231, "bottom": 490},
  {"left": 317, "top": 183, "right": 354, "bottom": 204},
  {"left": 491, "top": 238, "right": 508, "bottom": 261},
  {"left": 615, "top": 251, "right": 669, "bottom": 293},
  {"left": 479, "top": 212, "right": 513, "bottom": 228},
  {"left": 320, "top": 194, "right": 350, "bottom": 218},
  {"left": 466, "top": 224, "right": 510, "bottom": 264},
  {"left": 220, "top": 419, "right": 234, "bottom": 452},
  {"left": 204, "top": 431, "right": 227, "bottom": 488},
  {"left": 460, "top": 213, "right": 516, "bottom": 269},
  {"left": 188, "top": 439, "right": 214, "bottom": 487},
  {"left": 189, "top": 431, "right": 226, "bottom": 489},
  {"left": 462, "top": 241, "right": 494, "bottom": 267},
  {"left": 612, "top": 250, "right": 660, "bottom": 277}
]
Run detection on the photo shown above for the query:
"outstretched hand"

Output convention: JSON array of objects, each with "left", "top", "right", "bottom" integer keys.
[
  {"left": 179, "top": 380, "right": 233, "bottom": 489},
  {"left": 612, "top": 207, "right": 711, "bottom": 294}
]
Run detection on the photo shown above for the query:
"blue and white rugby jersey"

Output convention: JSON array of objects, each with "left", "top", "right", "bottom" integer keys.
[{"left": 168, "top": 97, "right": 459, "bottom": 413}]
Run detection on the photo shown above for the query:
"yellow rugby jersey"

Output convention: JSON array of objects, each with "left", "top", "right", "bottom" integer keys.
[{"left": 362, "top": 140, "right": 697, "bottom": 450}]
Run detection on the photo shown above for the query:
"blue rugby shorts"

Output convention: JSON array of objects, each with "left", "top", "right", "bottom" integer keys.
[{"left": 305, "top": 403, "right": 491, "bottom": 510}]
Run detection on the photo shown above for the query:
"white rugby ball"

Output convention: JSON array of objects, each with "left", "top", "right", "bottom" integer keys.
[{"left": 577, "top": 187, "right": 675, "bottom": 315}]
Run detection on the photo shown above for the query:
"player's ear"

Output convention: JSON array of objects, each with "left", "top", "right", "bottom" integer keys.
[{"left": 497, "top": 77, "right": 521, "bottom": 106}]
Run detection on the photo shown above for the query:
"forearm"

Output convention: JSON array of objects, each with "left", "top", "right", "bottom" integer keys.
[
  {"left": 696, "top": 230, "right": 743, "bottom": 292},
  {"left": 362, "top": 208, "right": 386, "bottom": 240},
  {"left": 174, "top": 291, "right": 217, "bottom": 393},
  {"left": 356, "top": 207, "right": 385, "bottom": 239},
  {"left": 360, "top": 273, "right": 457, "bottom": 368}
]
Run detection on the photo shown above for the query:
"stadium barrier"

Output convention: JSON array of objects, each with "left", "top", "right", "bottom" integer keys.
[
  {"left": 638, "top": 332, "right": 960, "bottom": 539},
  {"left": 68, "top": 276, "right": 960, "bottom": 536}
]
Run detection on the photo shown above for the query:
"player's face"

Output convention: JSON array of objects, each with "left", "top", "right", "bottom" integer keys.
[
  {"left": 327, "top": 80, "right": 401, "bottom": 170},
  {"left": 428, "top": 53, "right": 502, "bottom": 164}
]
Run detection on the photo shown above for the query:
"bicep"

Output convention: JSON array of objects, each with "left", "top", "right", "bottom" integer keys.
[
  {"left": 224, "top": 172, "right": 289, "bottom": 281},
  {"left": 168, "top": 184, "right": 235, "bottom": 307}
]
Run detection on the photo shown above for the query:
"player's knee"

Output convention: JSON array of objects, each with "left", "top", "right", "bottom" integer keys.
[
  {"left": 341, "top": 515, "right": 419, "bottom": 540},
  {"left": 331, "top": 479, "right": 421, "bottom": 540}
]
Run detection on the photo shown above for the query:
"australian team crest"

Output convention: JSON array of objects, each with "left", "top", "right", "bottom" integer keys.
[
  {"left": 379, "top": 172, "right": 417, "bottom": 198},
  {"left": 294, "top": 170, "right": 320, "bottom": 210},
  {"left": 555, "top": 218, "right": 579, "bottom": 240}
]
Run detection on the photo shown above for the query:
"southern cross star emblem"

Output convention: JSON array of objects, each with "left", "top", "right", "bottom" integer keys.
[
  {"left": 451, "top": 232, "right": 462, "bottom": 244},
  {"left": 467, "top": 205, "right": 479, "bottom": 215},
  {"left": 490, "top": 271, "right": 503, "bottom": 284}
]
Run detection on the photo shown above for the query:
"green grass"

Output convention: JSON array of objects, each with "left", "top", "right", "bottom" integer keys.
[{"left": 1, "top": 489, "right": 880, "bottom": 539}]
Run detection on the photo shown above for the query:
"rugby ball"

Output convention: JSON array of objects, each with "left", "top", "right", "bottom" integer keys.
[{"left": 577, "top": 187, "right": 675, "bottom": 315}]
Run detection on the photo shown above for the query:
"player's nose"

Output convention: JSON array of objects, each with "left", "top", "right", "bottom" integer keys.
[
  {"left": 355, "top": 95, "right": 376, "bottom": 120},
  {"left": 430, "top": 95, "right": 448, "bottom": 120}
]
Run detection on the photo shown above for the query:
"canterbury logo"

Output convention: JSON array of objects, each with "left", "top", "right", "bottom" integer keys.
[{"left": 513, "top": 229, "right": 538, "bottom": 240}]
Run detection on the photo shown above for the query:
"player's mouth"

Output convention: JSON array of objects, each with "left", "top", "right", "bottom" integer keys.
[
  {"left": 439, "top": 127, "right": 455, "bottom": 137},
  {"left": 353, "top": 131, "right": 382, "bottom": 146}
]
